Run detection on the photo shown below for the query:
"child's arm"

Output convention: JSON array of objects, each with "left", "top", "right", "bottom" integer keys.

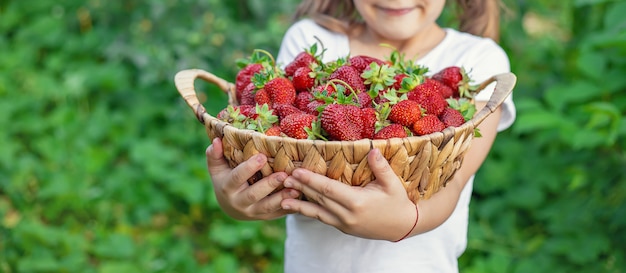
[
  {"left": 206, "top": 138, "right": 300, "bottom": 220},
  {"left": 410, "top": 101, "right": 501, "bottom": 234},
  {"left": 280, "top": 102, "right": 502, "bottom": 241}
]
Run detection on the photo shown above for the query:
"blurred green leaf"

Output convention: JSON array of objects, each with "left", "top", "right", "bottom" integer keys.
[
  {"left": 544, "top": 81, "right": 600, "bottom": 111},
  {"left": 512, "top": 110, "right": 564, "bottom": 133}
]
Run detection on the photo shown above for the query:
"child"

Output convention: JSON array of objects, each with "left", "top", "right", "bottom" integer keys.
[{"left": 205, "top": 0, "right": 516, "bottom": 272}]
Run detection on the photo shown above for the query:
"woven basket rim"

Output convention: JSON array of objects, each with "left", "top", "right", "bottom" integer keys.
[{"left": 174, "top": 69, "right": 516, "bottom": 142}]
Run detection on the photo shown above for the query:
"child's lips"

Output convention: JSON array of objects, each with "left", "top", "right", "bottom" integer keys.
[{"left": 377, "top": 7, "right": 415, "bottom": 16}]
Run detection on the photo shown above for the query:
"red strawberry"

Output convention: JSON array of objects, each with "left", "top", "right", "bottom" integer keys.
[
  {"left": 355, "top": 92, "right": 373, "bottom": 108},
  {"left": 321, "top": 104, "right": 364, "bottom": 141},
  {"left": 349, "top": 55, "right": 386, "bottom": 74},
  {"left": 273, "top": 103, "right": 303, "bottom": 120},
  {"left": 412, "top": 114, "right": 445, "bottom": 135},
  {"left": 420, "top": 77, "right": 454, "bottom": 98},
  {"left": 295, "top": 91, "right": 314, "bottom": 111},
  {"left": 388, "top": 100, "right": 422, "bottom": 127},
  {"left": 432, "top": 66, "right": 472, "bottom": 98},
  {"left": 238, "top": 104, "right": 256, "bottom": 118},
  {"left": 374, "top": 124, "right": 408, "bottom": 139},
  {"left": 374, "top": 95, "right": 390, "bottom": 105},
  {"left": 305, "top": 100, "right": 325, "bottom": 116},
  {"left": 329, "top": 65, "right": 367, "bottom": 94},
  {"left": 254, "top": 88, "right": 271, "bottom": 106},
  {"left": 360, "top": 107, "right": 377, "bottom": 139},
  {"left": 265, "top": 125, "right": 282, "bottom": 136},
  {"left": 439, "top": 107, "right": 465, "bottom": 127},
  {"left": 285, "top": 51, "right": 317, "bottom": 77},
  {"left": 280, "top": 113, "right": 316, "bottom": 139},
  {"left": 239, "top": 82, "right": 258, "bottom": 106},
  {"left": 264, "top": 77, "right": 296, "bottom": 106},
  {"left": 407, "top": 83, "right": 448, "bottom": 116},
  {"left": 312, "top": 84, "right": 336, "bottom": 96},
  {"left": 235, "top": 63, "right": 263, "bottom": 102},
  {"left": 392, "top": 73, "right": 408, "bottom": 90},
  {"left": 292, "top": 66, "right": 316, "bottom": 92}
]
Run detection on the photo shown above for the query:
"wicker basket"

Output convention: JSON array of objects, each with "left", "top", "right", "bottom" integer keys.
[{"left": 174, "top": 69, "right": 516, "bottom": 203}]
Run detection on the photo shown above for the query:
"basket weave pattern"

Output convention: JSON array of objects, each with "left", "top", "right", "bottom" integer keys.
[{"left": 175, "top": 69, "right": 516, "bottom": 203}]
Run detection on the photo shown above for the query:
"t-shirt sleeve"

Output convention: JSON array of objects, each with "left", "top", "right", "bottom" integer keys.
[{"left": 466, "top": 41, "right": 516, "bottom": 132}]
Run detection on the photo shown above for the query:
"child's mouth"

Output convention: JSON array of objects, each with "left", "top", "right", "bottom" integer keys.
[{"left": 377, "top": 7, "right": 415, "bottom": 16}]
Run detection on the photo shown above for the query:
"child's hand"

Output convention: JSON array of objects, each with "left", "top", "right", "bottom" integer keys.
[
  {"left": 206, "top": 138, "right": 301, "bottom": 220},
  {"left": 280, "top": 148, "right": 418, "bottom": 241}
]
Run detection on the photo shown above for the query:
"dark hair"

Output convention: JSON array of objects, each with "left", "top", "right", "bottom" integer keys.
[{"left": 455, "top": 0, "right": 501, "bottom": 41}]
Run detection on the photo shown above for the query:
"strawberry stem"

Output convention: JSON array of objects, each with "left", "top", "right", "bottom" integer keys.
[{"left": 252, "top": 49, "right": 279, "bottom": 74}]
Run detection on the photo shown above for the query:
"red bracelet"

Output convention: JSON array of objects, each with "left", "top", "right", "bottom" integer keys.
[{"left": 393, "top": 204, "right": 419, "bottom": 242}]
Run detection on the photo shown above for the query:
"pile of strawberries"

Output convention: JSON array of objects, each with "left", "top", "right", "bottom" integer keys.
[{"left": 217, "top": 45, "right": 478, "bottom": 141}]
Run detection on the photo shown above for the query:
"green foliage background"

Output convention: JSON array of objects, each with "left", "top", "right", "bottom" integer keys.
[{"left": 1, "top": 0, "right": 624, "bottom": 272}]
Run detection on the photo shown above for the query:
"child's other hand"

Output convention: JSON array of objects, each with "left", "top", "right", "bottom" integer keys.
[
  {"left": 280, "top": 148, "right": 417, "bottom": 241},
  {"left": 206, "top": 138, "right": 301, "bottom": 220}
]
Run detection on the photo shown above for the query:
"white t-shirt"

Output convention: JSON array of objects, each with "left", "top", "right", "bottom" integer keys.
[{"left": 276, "top": 19, "right": 516, "bottom": 273}]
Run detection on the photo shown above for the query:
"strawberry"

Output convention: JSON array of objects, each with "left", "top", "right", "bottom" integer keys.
[
  {"left": 374, "top": 124, "right": 408, "bottom": 139},
  {"left": 321, "top": 103, "right": 364, "bottom": 141},
  {"left": 285, "top": 44, "right": 321, "bottom": 77},
  {"left": 432, "top": 66, "right": 473, "bottom": 98},
  {"left": 265, "top": 125, "right": 282, "bottom": 136},
  {"left": 273, "top": 103, "right": 303, "bottom": 120},
  {"left": 360, "top": 107, "right": 377, "bottom": 139},
  {"left": 235, "top": 63, "right": 264, "bottom": 102},
  {"left": 254, "top": 88, "right": 271, "bottom": 106},
  {"left": 312, "top": 84, "right": 336, "bottom": 96},
  {"left": 264, "top": 77, "right": 296, "bottom": 106},
  {"left": 412, "top": 114, "right": 445, "bottom": 136},
  {"left": 447, "top": 97, "right": 477, "bottom": 121},
  {"left": 329, "top": 65, "right": 367, "bottom": 94},
  {"left": 420, "top": 77, "right": 454, "bottom": 98},
  {"left": 237, "top": 104, "right": 256, "bottom": 118},
  {"left": 280, "top": 113, "right": 316, "bottom": 139},
  {"left": 239, "top": 82, "right": 258, "bottom": 106},
  {"left": 391, "top": 73, "right": 409, "bottom": 91},
  {"left": 439, "top": 107, "right": 465, "bottom": 127},
  {"left": 285, "top": 51, "right": 316, "bottom": 77},
  {"left": 349, "top": 55, "right": 386, "bottom": 74},
  {"left": 295, "top": 91, "right": 314, "bottom": 111},
  {"left": 407, "top": 82, "right": 448, "bottom": 116},
  {"left": 292, "top": 66, "right": 316, "bottom": 92},
  {"left": 304, "top": 100, "right": 325, "bottom": 116},
  {"left": 355, "top": 92, "right": 373, "bottom": 108},
  {"left": 388, "top": 100, "right": 422, "bottom": 127}
]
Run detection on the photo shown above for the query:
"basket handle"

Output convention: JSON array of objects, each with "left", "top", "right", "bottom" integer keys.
[
  {"left": 174, "top": 69, "right": 237, "bottom": 123},
  {"left": 468, "top": 72, "right": 517, "bottom": 127}
]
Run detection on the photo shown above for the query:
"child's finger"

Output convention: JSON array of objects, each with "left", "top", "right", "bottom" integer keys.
[
  {"left": 238, "top": 172, "right": 289, "bottom": 207},
  {"left": 224, "top": 153, "right": 267, "bottom": 193},
  {"left": 205, "top": 138, "right": 229, "bottom": 175},
  {"left": 283, "top": 169, "right": 352, "bottom": 215},
  {"left": 249, "top": 187, "right": 301, "bottom": 219},
  {"left": 367, "top": 148, "right": 405, "bottom": 192},
  {"left": 281, "top": 198, "right": 341, "bottom": 227}
]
